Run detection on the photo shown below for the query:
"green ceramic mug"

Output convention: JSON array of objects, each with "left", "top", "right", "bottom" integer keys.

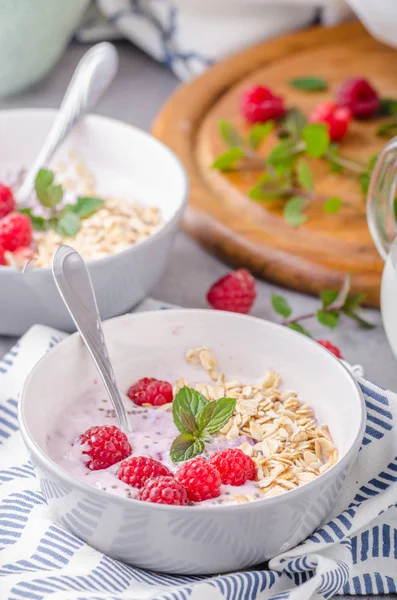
[{"left": 0, "top": 0, "right": 89, "bottom": 97}]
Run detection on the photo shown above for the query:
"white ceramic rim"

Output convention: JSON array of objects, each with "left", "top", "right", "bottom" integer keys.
[
  {"left": 0, "top": 108, "right": 189, "bottom": 273},
  {"left": 19, "top": 309, "right": 367, "bottom": 514}
]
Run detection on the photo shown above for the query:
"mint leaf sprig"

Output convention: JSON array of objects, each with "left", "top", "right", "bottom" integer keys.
[
  {"left": 170, "top": 386, "right": 236, "bottom": 462},
  {"left": 21, "top": 168, "right": 104, "bottom": 237},
  {"left": 270, "top": 275, "right": 374, "bottom": 337},
  {"left": 212, "top": 111, "right": 369, "bottom": 227}
]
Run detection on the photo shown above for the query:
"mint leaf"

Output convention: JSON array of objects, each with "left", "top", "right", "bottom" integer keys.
[
  {"left": 248, "top": 121, "right": 274, "bottom": 150},
  {"left": 218, "top": 119, "right": 243, "bottom": 147},
  {"left": 342, "top": 309, "right": 375, "bottom": 329},
  {"left": 326, "top": 143, "right": 343, "bottom": 173},
  {"left": 303, "top": 124, "right": 330, "bottom": 158},
  {"left": 172, "top": 387, "right": 208, "bottom": 435},
  {"left": 320, "top": 290, "right": 339, "bottom": 309},
  {"left": 278, "top": 108, "right": 307, "bottom": 140},
  {"left": 359, "top": 171, "right": 370, "bottom": 196},
  {"left": 170, "top": 433, "right": 204, "bottom": 463},
  {"left": 211, "top": 147, "right": 245, "bottom": 171},
  {"left": 19, "top": 208, "right": 48, "bottom": 231},
  {"left": 196, "top": 397, "right": 236, "bottom": 436},
  {"left": 317, "top": 310, "right": 339, "bottom": 329},
  {"left": 267, "top": 141, "right": 299, "bottom": 168},
  {"left": 376, "top": 121, "right": 397, "bottom": 138},
  {"left": 34, "top": 168, "right": 63, "bottom": 208},
  {"left": 379, "top": 98, "right": 397, "bottom": 116},
  {"left": 179, "top": 412, "right": 199, "bottom": 435},
  {"left": 288, "top": 77, "right": 328, "bottom": 92},
  {"left": 248, "top": 184, "right": 285, "bottom": 202},
  {"left": 271, "top": 293, "right": 292, "bottom": 318},
  {"left": 57, "top": 211, "right": 81, "bottom": 237},
  {"left": 287, "top": 322, "right": 312, "bottom": 337},
  {"left": 73, "top": 197, "right": 104, "bottom": 218},
  {"left": 323, "top": 197, "right": 342, "bottom": 214},
  {"left": 297, "top": 159, "right": 313, "bottom": 191},
  {"left": 284, "top": 196, "right": 307, "bottom": 227}
]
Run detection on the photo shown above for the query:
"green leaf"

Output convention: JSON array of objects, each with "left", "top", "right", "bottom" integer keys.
[
  {"left": 179, "top": 412, "right": 199, "bottom": 436},
  {"left": 267, "top": 140, "right": 300, "bottom": 168},
  {"left": 342, "top": 309, "right": 375, "bottom": 329},
  {"left": 56, "top": 211, "right": 81, "bottom": 237},
  {"left": 19, "top": 208, "right": 48, "bottom": 231},
  {"left": 170, "top": 433, "right": 204, "bottom": 463},
  {"left": 359, "top": 172, "right": 370, "bottom": 197},
  {"left": 211, "top": 147, "right": 245, "bottom": 171},
  {"left": 196, "top": 397, "right": 236, "bottom": 436},
  {"left": 284, "top": 196, "right": 308, "bottom": 227},
  {"left": 218, "top": 119, "right": 243, "bottom": 147},
  {"left": 34, "top": 168, "right": 63, "bottom": 208},
  {"left": 297, "top": 159, "right": 313, "bottom": 191},
  {"left": 73, "top": 197, "right": 104, "bottom": 218},
  {"left": 316, "top": 310, "right": 340, "bottom": 329},
  {"left": 303, "top": 123, "right": 330, "bottom": 158},
  {"left": 271, "top": 293, "right": 292, "bottom": 318},
  {"left": 278, "top": 108, "right": 307, "bottom": 140},
  {"left": 320, "top": 290, "right": 339, "bottom": 309},
  {"left": 287, "top": 322, "right": 312, "bottom": 337},
  {"left": 248, "top": 121, "right": 274, "bottom": 150},
  {"left": 248, "top": 184, "right": 286, "bottom": 202},
  {"left": 172, "top": 387, "right": 208, "bottom": 435},
  {"left": 376, "top": 121, "right": 397, "bottom": 138},
  {"left": 323, "top": 197, "right": 342, "bottom": 214},
  {"left": 326, "top": 143, "right": 343, "bottom": 173},
  {"left": 379, "top": 98, "right": 397, "bottom": 116},
  {"left": 288, "top": 77, "right": 328, "bottom": 92}
]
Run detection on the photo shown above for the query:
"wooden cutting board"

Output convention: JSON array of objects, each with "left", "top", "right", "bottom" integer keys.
[{"left": 152, "top": 22, "right": 397, "bottom": 307}]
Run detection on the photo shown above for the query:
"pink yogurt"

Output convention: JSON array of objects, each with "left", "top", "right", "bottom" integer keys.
[{"left": 46, "top": 386, "right": 261, "bottom": 506}]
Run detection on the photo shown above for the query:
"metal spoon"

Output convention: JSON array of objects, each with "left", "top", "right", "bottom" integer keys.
[
  {"left": 17, "top": 42, "right": 118, "bottom": 206},
  {"left": 52, "top": 245, "right": 132, "bottom": 433}
]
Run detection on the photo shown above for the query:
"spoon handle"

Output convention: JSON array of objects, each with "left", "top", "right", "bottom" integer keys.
[
  {"left": 52, "top": 245, "right": 132, "bottom": 433},
  {"left": 17, "top": 42, "right": 118, "bottom": 205}
]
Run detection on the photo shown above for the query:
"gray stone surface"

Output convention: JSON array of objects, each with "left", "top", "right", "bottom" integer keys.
[{"left": 0, "top": 42, "right": 395, "bottom": 597}]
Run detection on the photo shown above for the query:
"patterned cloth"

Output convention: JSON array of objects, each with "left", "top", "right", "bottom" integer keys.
[
  {"left": 1, "top": 299, "right": 397, "bottom": 599},
  {"left": 76, "top": 0, "right": 354, "bottom": 80}
]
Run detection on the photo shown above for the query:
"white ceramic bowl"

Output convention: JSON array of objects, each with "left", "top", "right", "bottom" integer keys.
[
  {"left": 19, "top": 309, "right": 365, "bottom": 575},
  {"left": 0, "top": 109, "right": 187, "bottom": 335}
]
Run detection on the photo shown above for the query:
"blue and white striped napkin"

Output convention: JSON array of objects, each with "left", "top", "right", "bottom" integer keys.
[{"left": 1, "top": 299, "right": 397, "bottom": 600}]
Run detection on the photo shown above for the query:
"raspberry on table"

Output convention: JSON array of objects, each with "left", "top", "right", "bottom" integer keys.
[
  {"left": 317, "top": 339, "right": 343, "bottom": 359},
  {"left": 0, "top": 212, "right": 32, "bottom": 252},
  {"left": 309, "top": 101, "right": 351, "bottom": 141},
  {"left": 209, "top": 448, "right": 256, "bottom": 486},
  {"left": 241, "top": 85, "right": 286, "bottom": 124},
  {"left": 337, "top": 77, "right": 380, "bottom": 119},
  {"left": 138, "top": 475, "right": 188, "bottom": 505},
  {"left": 207, "top": 268, "right": 256, "bottom": 314},
  {"left": 0, "top": 184, "right": 15, "bottom": 219},
  {"left": 118, "top": 456, "right": 172, "bottom": 488},
  {"left": 127, "top": 377, "right": 173, "bottom": 406},
  {"left": 176, "top": 457, "right": 221, "bottom": 502},
  {"left": 80, "top": 425, "right": 132, "bottom": 470}
]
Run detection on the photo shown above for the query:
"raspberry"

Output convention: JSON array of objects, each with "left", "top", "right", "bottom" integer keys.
[
  {"left": 127, "top": 377, "right": 173, "bottom": 406},
  {"left": 241, "top": 85, "right": 286, "bottom": 124},
  {"left": 80, "top": 425, "right": 132, "bottom": 470},
  {"left": 176, "top": 457, "right": 221, "bottom": 502},
  {"left": 118, "top": 456, "right": 172, "bottom": 488},
  {"left": 207, "top": 269, "right": 256, "bottom": 314},
  {"left": 317, "top": 340, "right": 343, "bottom": 359},
  {"left": 309, "top": 102, "right": 351, "bottom": 141},
  {"left": 209, "top": 448, "right": 256, "bottom": 486},
  {"left": 0, "top": 212, "right": 32, "bottom": 252},
  {"left": 0, "top": 245, "right": 5, "bottom": 266},
  {"left": 138, "top": 475, "right": 188, "bottom": 505},
  {"left": 0, "top": 184, "right": 15, "bottom": 218},
  {"left": 337, "top": 78, "right": 380, "bottom": 119}
]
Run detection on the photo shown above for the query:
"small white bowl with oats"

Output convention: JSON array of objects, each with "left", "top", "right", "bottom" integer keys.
[
  {"left": 19, "top": 309, "right": 366, "bottom": 574},
  {"left": 0, "top": 109, "right": 188, "bottom": 335}
]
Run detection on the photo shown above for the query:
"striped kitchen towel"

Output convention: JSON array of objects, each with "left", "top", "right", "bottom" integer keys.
[{"left": 1, "top": 298, "right": 397, "bottom": 599}]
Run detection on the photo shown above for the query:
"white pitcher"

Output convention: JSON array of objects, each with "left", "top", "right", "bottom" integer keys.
[{"left": 367, "top": 138, "right": 397, "bottom": 358}]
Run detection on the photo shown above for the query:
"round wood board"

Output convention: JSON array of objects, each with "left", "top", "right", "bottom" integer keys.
[{"left": 152, "top": 22, "right": 397, "bottom": 307}]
